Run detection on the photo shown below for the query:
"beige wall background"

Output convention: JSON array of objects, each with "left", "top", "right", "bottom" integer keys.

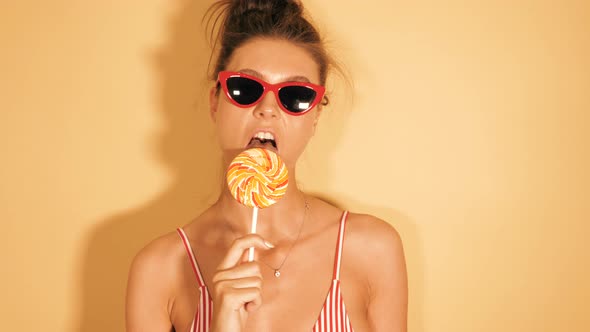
[{"left": 1, "top": 0, "right": 588, "bottom": 331}]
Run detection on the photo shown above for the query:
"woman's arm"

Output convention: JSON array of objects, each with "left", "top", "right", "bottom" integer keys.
[
  {"left": 364, "top": 217, "right": 408, "bottom": 332},
  {"left": 126, "top": 240, "right": 175, "bottom": 332}
]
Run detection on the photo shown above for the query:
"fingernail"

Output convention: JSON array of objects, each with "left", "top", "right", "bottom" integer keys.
[{"left": 264, "top": 241, "right": 275, "bottom": 248}]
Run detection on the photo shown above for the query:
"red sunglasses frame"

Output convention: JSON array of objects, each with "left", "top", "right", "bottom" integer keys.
[{"left": 217, "top": 71, "right": 326, "bottom": 116}]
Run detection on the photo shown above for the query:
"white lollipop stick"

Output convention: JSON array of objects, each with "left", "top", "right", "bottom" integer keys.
[{"left": 248, "top": 207, "right": 259, "bottom": 262}]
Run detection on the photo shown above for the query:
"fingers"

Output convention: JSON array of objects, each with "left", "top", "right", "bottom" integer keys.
[
  {"left": 220, "top": 287, "right": 262, "bottom": 312},
  {"left": 210, "top": 234, "right": 272, "bottom": 320},
  {"left": 213, "top": 276, "right": 262, "bottom": 295},
  {"left": 218, "top": 234, "right": 274, "bottom": 270},
  {"left": 213, "top": 262, "right": 262, "bottom": 284},
  {"left": 212, "top": 274, "right": 263, "bottom": 312}
]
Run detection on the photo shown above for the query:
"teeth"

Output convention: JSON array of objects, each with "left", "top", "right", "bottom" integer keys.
[{"left": 254, "top": 132, "right": 275, "bottom": 141}]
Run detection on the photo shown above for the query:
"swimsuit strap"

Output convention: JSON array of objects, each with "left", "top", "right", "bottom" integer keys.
[
  {"left": 332, "top": 211, "right": 349, "bottom": 281},
  {"left": 177, "top": 228, "right": 206, "bottom": 288}
]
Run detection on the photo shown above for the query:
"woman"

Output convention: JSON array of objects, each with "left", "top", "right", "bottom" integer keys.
[{"left": 126, "top": 1, "right": 407, "bottom": 331}]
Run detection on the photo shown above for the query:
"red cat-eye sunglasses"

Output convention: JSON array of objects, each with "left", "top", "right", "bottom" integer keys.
[{"left": 217, "top": 71, "right": 326, "bottom": 116}]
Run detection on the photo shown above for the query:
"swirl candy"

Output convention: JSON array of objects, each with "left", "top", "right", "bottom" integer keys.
[{"left": 226, "top": 148, "right": 289, "bottom": 209}]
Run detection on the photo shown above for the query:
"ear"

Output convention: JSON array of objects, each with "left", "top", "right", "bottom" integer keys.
[{"left": 209, "top": 86, "right": 219, "bottom": 122}]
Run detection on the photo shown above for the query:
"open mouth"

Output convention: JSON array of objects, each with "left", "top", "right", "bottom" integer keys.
[{"left": 247, "top": 131, "right": 278, "bottom": 151}]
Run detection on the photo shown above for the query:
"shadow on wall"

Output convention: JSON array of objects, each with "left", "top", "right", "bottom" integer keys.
[{"left": 76, "top": 1, "right": 218, "bottom": 330}]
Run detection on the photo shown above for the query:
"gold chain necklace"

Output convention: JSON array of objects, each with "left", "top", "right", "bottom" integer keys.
[{"left": 227, "top": 199, "right": 309, "bottom": 278}]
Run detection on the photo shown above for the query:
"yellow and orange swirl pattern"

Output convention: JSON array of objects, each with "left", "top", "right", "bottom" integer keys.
[{"left": 226, "top": 148, "right": 289, "bottom": 208}]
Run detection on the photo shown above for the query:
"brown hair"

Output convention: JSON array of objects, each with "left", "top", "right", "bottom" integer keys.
[{"left": 205, "top": 0, "right": 340, "bottom": 103}]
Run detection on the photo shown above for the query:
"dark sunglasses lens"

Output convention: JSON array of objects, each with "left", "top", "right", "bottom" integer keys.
[
  {"left": 278, "top": 86, "right": 317, "bottom": 113},
  {"left": 226, "top": 77, "right": 264, "bottom": 105}
]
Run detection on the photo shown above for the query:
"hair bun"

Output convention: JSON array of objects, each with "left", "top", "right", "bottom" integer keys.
[
  {"left": 206, "top": 0, "right": 339, "bottom": 87},
  {"left": 228, "top": 0, "right": 303, "bottom": 23}
]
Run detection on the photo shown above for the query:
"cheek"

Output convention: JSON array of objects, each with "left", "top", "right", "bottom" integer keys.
[
  {"left": 284, "top": 115, "right": 316, "bottom": 157},
  {"left": 296, "top": 118, "right": 316, "bottom": 141},
  {"left": 214, "top": 105, "right": 246, "bottom": 148}
]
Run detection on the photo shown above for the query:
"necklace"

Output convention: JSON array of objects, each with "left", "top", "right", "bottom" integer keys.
[
  {"left": 227, "top": 198, "right": 309, "bottom": 278},
  {"left": 265, "top": 199, "right": 308, "bottom": 277}
]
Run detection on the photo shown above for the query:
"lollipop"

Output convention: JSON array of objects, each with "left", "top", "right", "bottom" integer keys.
[
  {"left": 226, "top": 148, "right": 288, "bottom": 260},
  {"left": 227, "top": 148, "right": 288, "bottom": 208}
]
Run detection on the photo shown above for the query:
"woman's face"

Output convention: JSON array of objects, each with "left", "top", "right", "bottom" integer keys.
[{"left": 210, "top": 38, "right": 322, "bottom": 170}]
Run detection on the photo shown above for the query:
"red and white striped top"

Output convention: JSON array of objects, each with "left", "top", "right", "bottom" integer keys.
[{"left": 176, "top": 211, "right": 354, "bottom": 332}]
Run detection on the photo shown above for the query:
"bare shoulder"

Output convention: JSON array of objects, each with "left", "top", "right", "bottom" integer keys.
[
  {"left": 126, "top": 229, "right": 188, "bottom": 327},
  {"left": 309, "top": 201, "right": 408, "bottom": 330},
  {"left": 309, "top": 198, "right": 404, "bottom": 259},
  {"left": 345, "top": 213, "right": 408, "bottom": 330},
  {"left": 128, "top": 230, "right": 186, "bottom": 285},
  {"left": 344, "top": 213, "right": 406, "bottom": 281},
  {"left": 346, "top": 213, "right": 404, "bottom": 256}
]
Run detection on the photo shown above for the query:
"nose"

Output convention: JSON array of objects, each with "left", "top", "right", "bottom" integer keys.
[{"left": 253, "top": 91, "right": 280, "bottom": 119}]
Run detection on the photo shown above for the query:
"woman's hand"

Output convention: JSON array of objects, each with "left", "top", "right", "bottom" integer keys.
[{"left": 209, "top": 234, "right": 274, "bottom": 332}]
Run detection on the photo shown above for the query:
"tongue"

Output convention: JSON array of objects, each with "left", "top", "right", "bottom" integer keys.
[{"left": 247, "top": 138, "right": 277, "bottom": 151}]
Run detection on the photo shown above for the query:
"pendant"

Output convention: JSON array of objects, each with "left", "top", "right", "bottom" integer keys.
[{"left": 274, "top": 270, "right": 281, "bottom": 277}]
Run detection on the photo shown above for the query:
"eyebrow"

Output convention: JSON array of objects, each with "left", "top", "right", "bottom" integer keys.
[{"left": 238, "top": 68, "right": 312, "bottom": 83}]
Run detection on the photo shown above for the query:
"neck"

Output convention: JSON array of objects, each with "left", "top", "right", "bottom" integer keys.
[{"left": 213, "top": 179, "right": 308, "bottom": 242}]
